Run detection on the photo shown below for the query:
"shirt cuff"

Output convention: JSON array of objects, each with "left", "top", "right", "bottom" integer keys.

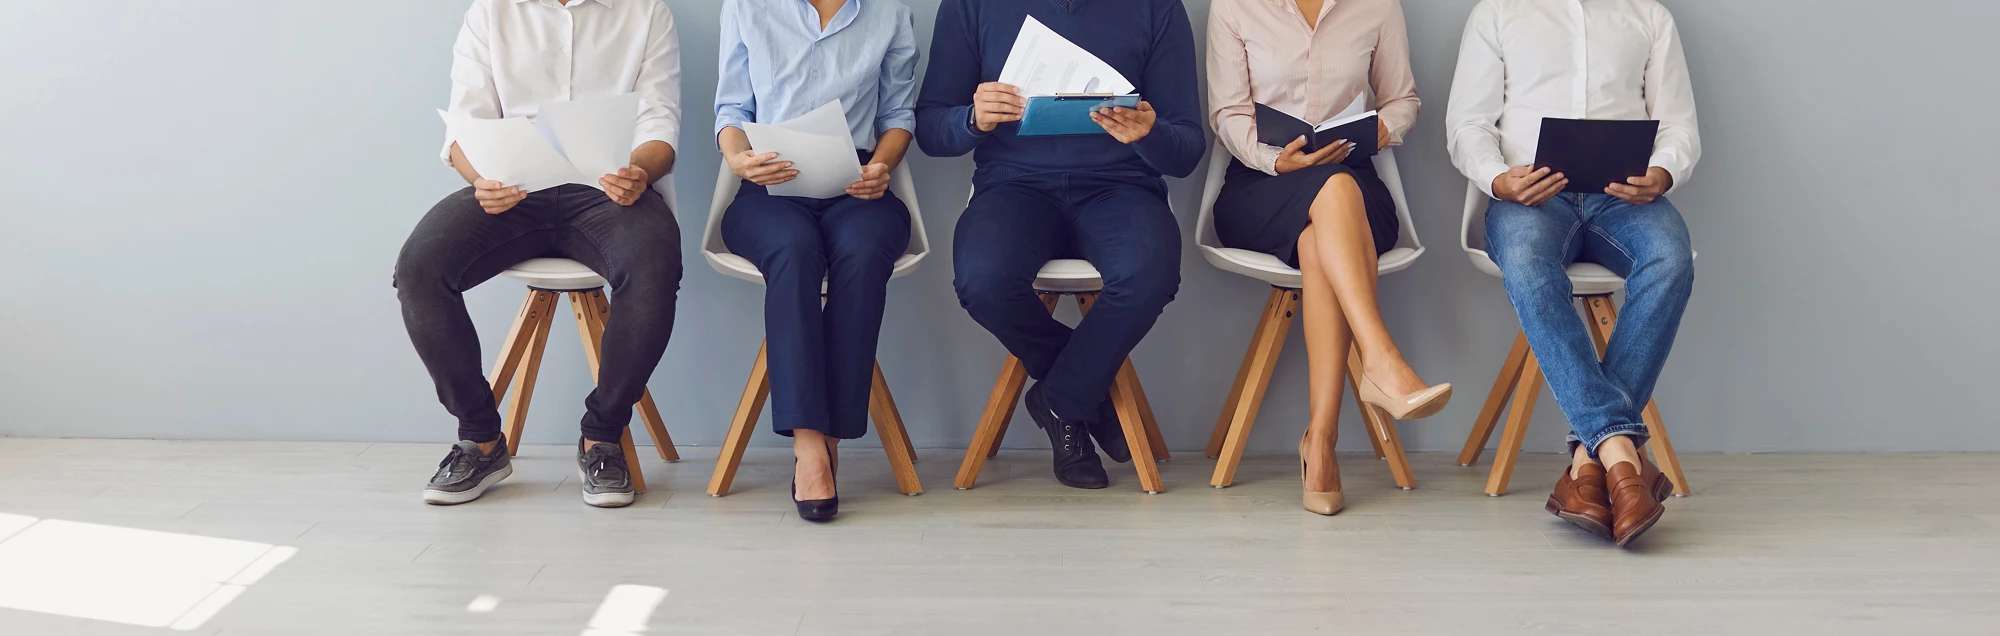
[
  {"left": 1254, "top": 144, "right": 1283, "bottom": 176},
  {"left": 1472, "top": 160, "right": 1511, "bottom": 200},
  {"left": 634, "top": 122, "right": 679, "bottom": 158},
  {"left": 877, "top": 112, "right": 916, "bottom": 136},
  {"left": 1649, "top": 150, "right": 1690, "bottom": 195},
  {"left": 958, "top": 104, "right": 990, "bottom": 139}
]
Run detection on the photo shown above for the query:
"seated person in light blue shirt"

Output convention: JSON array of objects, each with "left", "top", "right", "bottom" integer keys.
[{"left": 713, "top": 0, "right": 918, "bottom": 522}]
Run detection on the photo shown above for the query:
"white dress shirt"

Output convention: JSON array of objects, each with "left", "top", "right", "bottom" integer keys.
[
  {"left": 442, "top": 0, "right": 682, "bottom": 175},
  {"left": 1445, "top": 0, "right": 1699, "bottom": 198}
]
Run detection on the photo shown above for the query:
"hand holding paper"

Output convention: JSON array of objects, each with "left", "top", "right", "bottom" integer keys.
[
  {"left": 998, "top": 16, "right": 1134, "bottom": 97},
  {"left": 742, "top": 101, "right": 862, "bottom": 199},
  {"left": 441, "top": 93, "right": 641, "bottom": 194}
]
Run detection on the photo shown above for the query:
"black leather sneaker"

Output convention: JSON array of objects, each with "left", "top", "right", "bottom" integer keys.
[
  {"left": 1026, "top": 383, "right": 1109, "bottom": 489},
  {"left": 576, "top": 438, "right": 636, "bottom": 508},
  {"left": 423, "top": 436, "right": 513, "bottom": 505}
]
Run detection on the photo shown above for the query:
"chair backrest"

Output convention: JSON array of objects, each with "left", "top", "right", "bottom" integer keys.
[
  {"left": 700, "top": 162, "right": 929, "bottom": 283},
  {"left": 1195, "top": 140, "right": 1424, "bottom": 265}
]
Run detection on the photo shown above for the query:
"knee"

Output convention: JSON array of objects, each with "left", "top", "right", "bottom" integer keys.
[
  {"left": 953, "top": 266, "right": 1024, "bottom": 315},
  {"left": 1645, "top": 248, "right": 1695, "bottom": 289},
  {"left": 392, "top": 240, "right": 455, "bottom": 297},
  {"left": 1102, "top": 269, "right": 1180, "bottom": 312},
  {"left": 612, "top": 249, "right": 683, "bottom": 297}
]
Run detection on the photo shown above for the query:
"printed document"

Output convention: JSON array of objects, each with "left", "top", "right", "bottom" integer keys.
[
  {"left": 440, "top": 93, "right": 640, "bottom": 193},
  {"left": 998, "top": 16, "right": 1135, "bottom": 96},
  {"left": 742, "top": 100, "right": 862, "bottom": 199}
]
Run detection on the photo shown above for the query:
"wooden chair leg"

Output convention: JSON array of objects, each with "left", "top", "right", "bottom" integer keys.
[
  {"left": 1581, "top": 296, "right": 1691, "bottom": 495},
  {"left": 582, "top": 292, "right": 679, "bottom": 462},
  {"left": 1121, "top": 360, "right": 1169, "bottom": 462},
  {"left": 1207, "top": 289, "right": 1284, "bottom": 459},
  {"left": 869, "top": 363, "right": 923, "bottom": 495},
  {"left": 1484, "top": 349, "right": 1543, "bottom": 496},
  {"left": 1208, "top": 289, "right": 1299, "bottom": 488},
  {"left": 1459, "top": 331, "right": 1532, "bottom": 466},
  {"left": 569, "top": 290, "right": 645, "bottom": 493},
  {"left": 956, "top": 293, "right": 1061, "bottom": 487},
  {"left": 1109, "top": 364, "right": 1164, "bottom": 493},
  {"left": 482, "top": 290, "right": 548, "bottom": 418},
  {"left": 502, "top": 293, "right": 557, "bottom": 457},
  {"left": 1348, "top": 347, "right": 1414, "bottom": 489},
  {"left": 707, "top": 341, "right": 770, "bottom": 497}
]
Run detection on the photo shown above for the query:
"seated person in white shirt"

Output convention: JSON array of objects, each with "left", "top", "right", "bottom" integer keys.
[
  {"left": 1445, "top": 0, "right": 1699, "bottom": 547},
  {"left": 399, "top": 0, "right": 682, "bottom": 509}
]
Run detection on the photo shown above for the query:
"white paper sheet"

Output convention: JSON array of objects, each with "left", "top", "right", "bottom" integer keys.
[
  {"left": 441, "top": 93, "right": 639, "bottom": 193},
  {"left": 998, "top": 16, "right": 1135, "bottom": 97},
  {"left": 742, "top": 100, "right": 862, "bottom": 199},
  {"left": 1315, "top": 94, "right": 1376, "bottom": 131}
]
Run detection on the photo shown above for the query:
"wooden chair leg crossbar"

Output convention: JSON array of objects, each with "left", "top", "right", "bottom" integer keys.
[
  {"left": 954, "top": 292, "right": 1171, "bottom": 493},
  {"left": 1201, "top": 287, "right": 1416, "bottom": 490},
  {"left": 705, "top": 343, "right": 924, "bottom": 498},
  {"left": 487, "top": 287, "right": 679, "bottom": 494},
  {"left": 1455, "top": 294, "right": 1692, "bottom": 497}
]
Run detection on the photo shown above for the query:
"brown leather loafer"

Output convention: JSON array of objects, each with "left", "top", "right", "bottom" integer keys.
[
  {"left": 1608, "top": 461, "right": 1666, "bottom": 547},
  {"left": 1639, "top": 454, "right": 1673, "bottom": 502},
  {"left": 1545, "top": 464, "right": 1613, "bottom": 540}
]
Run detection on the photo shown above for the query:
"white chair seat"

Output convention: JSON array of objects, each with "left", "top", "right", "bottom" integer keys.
[
  {"left": 1031, "top": 259, "right": 1105, "bottom": 293},
  {"left": 500, "top": 258, "right": 607, "bottom": 291},
  {"left": 1194, "top": 143, "right": 1425, "bottom": 291}
]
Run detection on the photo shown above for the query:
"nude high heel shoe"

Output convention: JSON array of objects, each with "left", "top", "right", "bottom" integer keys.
[
  {"left": 1357, "top": 374, "right": 1453, "bottom": 420},
  {"left": 1300, "top": 436, "right": 1345, "bottom": 516}
]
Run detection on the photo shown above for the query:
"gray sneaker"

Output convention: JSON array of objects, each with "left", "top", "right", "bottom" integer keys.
[
  {"left": 576, "top": 439, "right": 635, "bottom": 508},
  {"left": 423, "top": 437, "right": 513, "bottom": 505}
]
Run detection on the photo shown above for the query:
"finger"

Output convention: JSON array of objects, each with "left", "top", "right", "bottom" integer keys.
[{"left": 1282, "top": 136, "right": 1308, "bottom": 156}]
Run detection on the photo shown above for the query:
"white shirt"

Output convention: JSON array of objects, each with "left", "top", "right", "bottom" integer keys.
[
  {"left": 442, "top": 0, "right": 682, "bottom": 171},
  {"left": 1445, "top": 0, "right": 1699, "bottom": 198}
]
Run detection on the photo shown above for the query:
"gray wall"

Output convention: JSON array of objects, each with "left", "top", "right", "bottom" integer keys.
[{"left": 2, "top": 1, "right": 1994, "bottom": 454}]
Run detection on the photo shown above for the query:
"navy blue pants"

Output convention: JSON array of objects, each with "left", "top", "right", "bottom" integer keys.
[
  {"left": 953, "top": 173, "right": 1181, "bottom": 422},
  {"left": 721, "top": 181, "right": 910, "bottom": 439}
]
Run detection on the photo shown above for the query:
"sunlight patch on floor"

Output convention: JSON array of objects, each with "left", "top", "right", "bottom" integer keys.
[{"left": 0, "top": 513, "right": 296, "bottom": 630}]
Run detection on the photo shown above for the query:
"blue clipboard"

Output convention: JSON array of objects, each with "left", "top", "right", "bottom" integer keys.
[{"left": 1016, "top": 94, "right": 1141, "bottom": 137}]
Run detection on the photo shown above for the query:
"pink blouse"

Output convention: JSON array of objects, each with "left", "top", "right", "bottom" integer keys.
[{"left": 1207, "top": 0, "right": 1420, "bottom": 175}]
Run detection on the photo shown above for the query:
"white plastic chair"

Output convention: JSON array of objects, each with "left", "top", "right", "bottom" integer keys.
[
  {"left": 1452, "top": 182, "right": 1691, "bottom": 497},
  {"left": 952, "top": 188, "right": 1173, "bottom": 494},
  {"left": 698, "top": 163, "right": 927, "bottom": 497},
  {"left": 488, "top": 179, "right": 682, "bottom": 494},
  {"left": 1195, "top": 142, "right": 1422, "bottom": 490}
]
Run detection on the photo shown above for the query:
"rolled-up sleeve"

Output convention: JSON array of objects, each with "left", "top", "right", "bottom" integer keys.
[
  {"left": 712, "top": 0, "right": 755, "bottom": 143},
  {"left": 633, "top": 5, "right": 683, "bottom": 154},
  {"left": 1444, "top": 1, "right": 1513, "bottom": 199},
  {"left": 441, "top": 1, "right": 501, "bottom": 166},
  {"left": 874, "top": 5, "right": 921, "bottom": 135},
  {"left": 1643, "top": 5, "right": 1699, "bottom": 193}
]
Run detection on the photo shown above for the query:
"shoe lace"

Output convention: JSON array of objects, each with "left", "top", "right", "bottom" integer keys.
[
  {"left": 584, "top": 446, "right": 628, "bottom": 482},
  {"left": 435, "top": 445, "right": 476, "bottom": 480}
]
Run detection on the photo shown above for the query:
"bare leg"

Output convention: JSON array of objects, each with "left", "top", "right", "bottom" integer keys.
[
  {"left": 794, "top": 429, "right": 836, "bottom": 500},
  {"left": 1304, "top": 174, "right": 1428, "bottom": 396},
  {"left": 1595, "top": 434, "right": 1641, "bottom": 472},
  {"left": 1570, "top": 442, "right": 1600, "bottom": 478},
  {"left": 1297, "top": 230, "right": 1351, "bottom": 494}
]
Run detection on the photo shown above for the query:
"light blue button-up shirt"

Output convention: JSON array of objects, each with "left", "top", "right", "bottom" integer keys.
[{"left": 714, "top": 0, "right": 920, "bottom": 152}]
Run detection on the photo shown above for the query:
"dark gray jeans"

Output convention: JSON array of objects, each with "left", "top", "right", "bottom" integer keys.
[{"left": 394, "top": 184, "right": 681, "bottom": 444}]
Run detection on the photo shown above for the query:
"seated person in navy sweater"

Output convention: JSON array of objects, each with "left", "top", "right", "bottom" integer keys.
[{"left": 915, "top": 0, "right": 1204, "bottom": 489}]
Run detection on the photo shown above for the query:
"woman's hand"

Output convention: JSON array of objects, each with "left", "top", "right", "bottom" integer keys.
[
  {"left": 847, "top": 163, "right": 891, "bottom": 200},
  {"left": 1377, "top": 119, "right": 1392, "bottom": 151},
  {"left": 727, "top": 150, "right": 797, "bottom": 186},
  {"left": 1272, "top": 137, "right": 1353, "bottom": 174}
]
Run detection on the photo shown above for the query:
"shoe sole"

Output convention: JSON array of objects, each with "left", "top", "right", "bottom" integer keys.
[
  {"left": 423, "top": 464, "right": 513, "bottom": 505},
  {"left": 1545, "top": 496, "right": 1613, "bottom": 540},
  {"left": 576, "top": 468, "right": 635, "bottom": 508},
  {"left": 1651, "top": 472, "right": 1673, "bottom": 502},
  {"left": 1397, "top": 386, "right": 1454, "bottom": 420},
  {"left": 1614, "top": 505, "right": 1666, "bottom": 547}
]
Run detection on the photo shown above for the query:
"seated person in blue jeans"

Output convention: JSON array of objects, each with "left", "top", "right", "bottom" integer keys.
[
  {"left": 714, "top": 0, "right": 919, "bottom": 521},
  {"left": 915, "top": 0, "right": 1204, "bottom": 489},
  {"left": 401, "top": 0, "right": 683, "bottom": 509},
  {"left": 1446, "top": 0, "right": 1700, "bottom": 546}
]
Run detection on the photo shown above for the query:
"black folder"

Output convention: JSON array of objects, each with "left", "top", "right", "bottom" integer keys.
[
  {"left": 1254, "top": 103, "right": 1378, "bottom": 165},
  {"left": 1533, "top": 118, "right": 1660, "bottom": 193}
]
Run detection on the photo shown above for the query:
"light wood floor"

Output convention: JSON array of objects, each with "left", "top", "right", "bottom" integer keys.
[{"left": 0, "top": 439, "right": 1995, "bottom": 635}]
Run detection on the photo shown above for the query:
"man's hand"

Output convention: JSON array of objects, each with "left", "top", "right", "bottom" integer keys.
[
  {"left": 728, "top": 150, "right": 798, "bottom": 186},
  {"left": 599, "top": 165, "right": 650, "bottom": 206},
  {"left": 473, "top": 179, "right": 526, "bottom": 215},
  {"left": 1606, "top": 167, "right": 1672, "bottom": 205},
  {"left": 1493, "top": 166, "right": 1567, "bottom": 207},
  {"left": 1272, "top": 136, "right": 1351, "bottom": 175},
  {"left": 972, "top": 82, "right": 1026, "bottom": 132},
  {"left": 1091, "top": 102, "right": 1157, "bottom": 145},
  {"left": 847, "top": 162, "right": 891, "bottom": 200},
  {"left": 1376, "top": 119, "right": 1392, "bottom": 151}
]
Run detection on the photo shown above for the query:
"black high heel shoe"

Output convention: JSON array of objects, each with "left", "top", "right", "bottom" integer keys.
[{"left": 793, "top": 439, "right": 838, "bottom": 522}]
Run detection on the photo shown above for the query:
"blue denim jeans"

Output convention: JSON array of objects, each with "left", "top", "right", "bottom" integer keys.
[{"left": 1485, "top": 193, "right": 1694, "bottom": 459}]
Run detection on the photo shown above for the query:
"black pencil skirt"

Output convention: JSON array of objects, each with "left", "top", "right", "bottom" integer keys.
[{"left": 1214, "top": 158, "right": 1399, "bottom": 269}]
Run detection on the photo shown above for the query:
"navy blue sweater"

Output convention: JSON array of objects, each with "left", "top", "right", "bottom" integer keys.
[{"left": 915, "top": 0, "right": 1205, "bottom": 189}]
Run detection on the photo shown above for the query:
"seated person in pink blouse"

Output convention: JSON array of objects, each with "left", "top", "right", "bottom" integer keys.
[{"left": 1206, "top": 0, "right": 1449, "bottom": 516}]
